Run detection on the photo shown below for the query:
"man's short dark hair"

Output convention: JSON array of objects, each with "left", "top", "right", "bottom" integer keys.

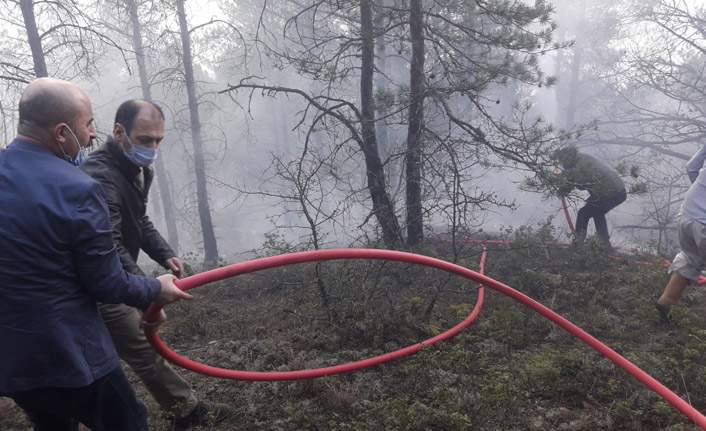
[{"left": 114, "top": 100, "right": 165, "bottom": 135}]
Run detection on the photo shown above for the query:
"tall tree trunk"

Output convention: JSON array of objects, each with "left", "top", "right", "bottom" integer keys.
[
  {"left": 126, "top": 0, "right": 180, "bottom": 255},
  {"left": 175, "top": 0, "right": 219, "bottom": 262},
  {"left": 405, "top": 0, "right": 425, "bottom": 246},
  {"left": 374, "top": 0, "right": 399, "bottom": 193},
  {"left": 374, "top": 0, "right": 389, "bottom": 160},
  {"left": 360, "top": 0, "right": 403, "bottom": 247},
  {"left": 19, "top": 0, "right": 47, "bottom": 77},
  {"left": 563, "top": 4, "right": 585, "bottom": 130},
  {"left": 564, "top": 44, "right": 582, "bottom": 130},
  {"left": 553, "top": 32, "right": 565, "bottom": 126}
]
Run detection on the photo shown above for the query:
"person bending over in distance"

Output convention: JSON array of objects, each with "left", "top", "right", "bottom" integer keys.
[
  {"left": 80, "top": 99, "right": 230, "bottom": 430},
  {"left": 555, "top": 146, "right": 627, "bottom": 249},
  {"left": 656, "top": 141, "right": 706, "bottom": 323},
  {"left": 0, "top": 77, "right": 193, "bottom": 431}
]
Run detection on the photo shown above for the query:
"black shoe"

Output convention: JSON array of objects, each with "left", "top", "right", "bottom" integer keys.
[
  {"left": 655, "top": 302, "right": 672, "bottom": 324},
  {"left": 173, "top": 402, "right": 231, "bottom": 431}
]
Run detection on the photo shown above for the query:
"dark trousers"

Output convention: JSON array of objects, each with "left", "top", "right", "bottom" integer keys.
[
  {"left": 7, "top": 366, "right": 147, "bottom": 431},
  {"left": 576, "top": 190, "right": 627, "bottom": 246}
]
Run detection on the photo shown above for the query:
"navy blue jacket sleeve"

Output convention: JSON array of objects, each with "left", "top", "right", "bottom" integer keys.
[{"left": 72, "top": 181, "right": 161, "bottom": 309}]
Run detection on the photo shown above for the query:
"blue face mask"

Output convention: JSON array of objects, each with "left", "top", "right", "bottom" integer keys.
[
  {"left": 66, "top": 149, "right": 87, "bottom": 166},
  {"left": 125, "top": 142, "right": 157, "bottom": 167},
  {"left": 119, "top": 126, "right": 158, "bottom": 167},
  {"left": 58, "top": 125, "right": 88, "bottom": 166}
]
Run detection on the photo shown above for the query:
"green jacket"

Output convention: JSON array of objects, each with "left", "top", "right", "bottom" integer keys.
[{"left": 559, "top": 152, "right": 625, "bottom": 199}]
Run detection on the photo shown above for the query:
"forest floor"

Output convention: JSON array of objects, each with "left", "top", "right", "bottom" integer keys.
[{"left": 3, "top": 225, "right": 706, "bottom": 431}]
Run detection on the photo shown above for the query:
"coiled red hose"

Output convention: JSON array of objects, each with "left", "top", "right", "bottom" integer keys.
[{"left": 144, "top": 249, "right": 487, "bottom": 381}]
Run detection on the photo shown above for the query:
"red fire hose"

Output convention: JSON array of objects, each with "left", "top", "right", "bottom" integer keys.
[
  {"left": 144, "top": 249, "right": 485, "bottom": 381},
  {"left": 144, "top": 248, "right": 706, "bottom": 428}
]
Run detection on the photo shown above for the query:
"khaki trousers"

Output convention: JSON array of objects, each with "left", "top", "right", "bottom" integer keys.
[{"left": 99, "top": 303, "right": 198, "bottom": 417}]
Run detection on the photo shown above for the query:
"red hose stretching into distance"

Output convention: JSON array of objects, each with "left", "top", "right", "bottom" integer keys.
[{"left": 145, "top": 248, "right": 706, "bottom": 428}]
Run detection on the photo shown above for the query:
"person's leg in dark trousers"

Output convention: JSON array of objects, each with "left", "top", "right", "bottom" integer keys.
[
  {"left": 9, "top": 366, "right": 148, "bottom": 431},
  {"left": 576, "top": 191, "right": 626, "bottom": 246},
  {"left": 575, "top": 202, "right": 596, "bottom": 242},
  {"left": 592, "top": 212, "right": 611, "bottom": 245},
  {"left": 592, "top": 191, "right": 627, "bottom": 246}
]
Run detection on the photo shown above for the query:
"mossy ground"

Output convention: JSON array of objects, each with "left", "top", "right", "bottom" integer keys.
[{"left": 3, "top": 228, "right": 706, "bottom": 430}]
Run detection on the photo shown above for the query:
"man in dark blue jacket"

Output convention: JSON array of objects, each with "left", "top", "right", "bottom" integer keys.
[{"left": 0, "top": 78, "right": 193, "bottom": 430}]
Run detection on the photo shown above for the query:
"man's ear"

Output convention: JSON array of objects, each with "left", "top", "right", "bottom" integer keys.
[
  {"left": 52, "top": 123, "right": 67, "bottom": 145},
  {"left": 113, "top": 123, "right": 124, "bottom": 140}
]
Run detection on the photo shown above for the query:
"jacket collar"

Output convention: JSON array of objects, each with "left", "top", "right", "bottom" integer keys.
[{"left": 9, "top": 138, "right": 57, "bottom": 157}]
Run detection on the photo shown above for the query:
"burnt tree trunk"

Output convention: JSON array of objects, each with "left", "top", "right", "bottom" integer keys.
[
  {"left": 126, "top": 0, "right": 180, "bottom": 254},
  {"left": 405, "top": 0, "right": 425, "bottom": 245},
  {"left": 20, "top": 0, "right": 47, "bottom": 77},
  {"left": 360, "top": 0, "right": 403, "bottom": 247},
  {"left": 564, "top": 45, "right": 582, "bottom": 130},
  {"left": 175, "top": 0, "right": 219, "bottom": 262}
]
